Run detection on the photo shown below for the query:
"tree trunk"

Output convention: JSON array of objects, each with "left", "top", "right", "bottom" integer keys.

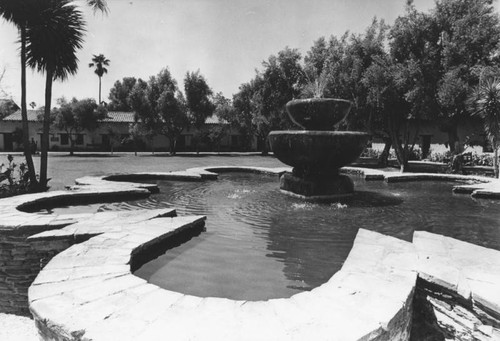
[
  {"left": 169, "top": 137, "right": 176, "bottom": 155},
  {"left": 447, "top": 126, "right": 459, "bottom": 154},
  {"left": 377, "top": 137, "right": 392, "bottom": 167},
  {"left": 98, "top": 76, "right": 102, "bottom": 104},
  {"left": 20, "top": 25, "right": 38, "bottom": 187},
  {"left": 388, "top": 111, "right": 409, "bottom": 172},
  {"left": 495, "top": 146, "right": 499, "bottom": 179},
  {"left": 40, "top": 68, "right": 54, "bottom": 189},
  {"left": 69, "top": 135, "right": 74, "bottom": 156},
  {"left": 261, "top": 136, "right": 269, "bottom": 156}
]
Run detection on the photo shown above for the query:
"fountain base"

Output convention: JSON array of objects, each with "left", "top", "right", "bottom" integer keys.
[{"left": 279, "top": 172, "right": 354, "bottom": 202}]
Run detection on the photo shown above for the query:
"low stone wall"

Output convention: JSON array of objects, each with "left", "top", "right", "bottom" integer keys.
[
  {"left": 412, "top": 232, "right": 500, "bottom": 340},
  {"left": 0, "top": 230, "right": 73, "bottom": 315},
  {"left": 1, "top": 165, "right": 500, "bottom": 337},
  {"left": 28, "top": 228, "right": 417, "bottom": 341},
  {"left": 27, "top": 218, "right": 500, "bottom": 340}
]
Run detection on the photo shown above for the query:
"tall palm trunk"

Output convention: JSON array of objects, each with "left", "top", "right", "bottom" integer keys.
[
  {"left": 20, "top": 24, "right": 38, "bottom": 186},
  {"left": 494, "top": 137, "right": 499, "bottom": 179},
  {"left": 98, "top": 75, "right": 101, "bottom": 104},
  {"left": 40, "top": 67, "right": 53, "bottom": 189}
]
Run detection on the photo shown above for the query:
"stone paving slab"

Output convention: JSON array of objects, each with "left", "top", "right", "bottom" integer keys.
[
  {"left": 28, "top": 228, "right": 417, "bottom": 341},
  {"left": 2, "top": 165, "right": 500, "bottom": 338},
  {"left": 29, "top": 208, "right": 176, "bottom": 241},
  {"left": 414, "top": 232, "right": 500, "bottom": 317}
]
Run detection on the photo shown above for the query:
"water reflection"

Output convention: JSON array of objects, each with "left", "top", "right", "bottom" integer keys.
[{"left": 44, "top": 173, "right": 500, "bottom": 300}]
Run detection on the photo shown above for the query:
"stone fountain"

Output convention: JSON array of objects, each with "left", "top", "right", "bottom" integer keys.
[{"left": 268, "top": 98, "right": 370, "bottom": 201}]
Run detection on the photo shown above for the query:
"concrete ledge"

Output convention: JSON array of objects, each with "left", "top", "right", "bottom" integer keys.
[
  {"left": 28, "top": 224, "right": 500, "bottom": 340},
  {"left": 28, "top": 228, "right": 417, "bottom": 341},
  {"left": 1, "top": 164, "right": 500, "bottom": 319},
  {"left": 414, "top": 232, "right": 500, "bottom": 339},
  {"left": 341, "top": 166, "right": 386, "bottom": 180}
]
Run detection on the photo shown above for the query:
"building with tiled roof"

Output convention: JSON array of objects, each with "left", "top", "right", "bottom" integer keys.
[
  {"left": 2, "top": 110, "right": 136, "bottom": 123},
  {"left": 0, "top": 110, "right": 253, "bottom": 153}
]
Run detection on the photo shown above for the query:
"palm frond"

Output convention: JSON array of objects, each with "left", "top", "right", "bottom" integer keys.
[
  {"left": 85, "top": 0, "right": 108, "bottom": 15},
  {"left": 25, "top": 0, "right": 86, "bottom": 80},
  {"left": 469, "top": 77, "right": 500, "bottom": 145}
]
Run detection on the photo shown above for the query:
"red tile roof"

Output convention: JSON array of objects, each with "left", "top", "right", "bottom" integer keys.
[
  {"left": 2, "top": 110, "right": 43, "bottom": 122},
  {"left": 2, "top": 110, "right": 136, "bottom": 123},
  {"left": 102, "top": 112, "right": 135, "bottom": 123},
  {"left": 2, "top": 110, "right": 227, "bottom": 125},
  {"left": 205, "top": 115, "right": 228, "bottom": 124}
]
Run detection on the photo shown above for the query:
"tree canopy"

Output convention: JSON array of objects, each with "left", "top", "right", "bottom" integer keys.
[{"left": 129, "top": 68, "right": 188, "bottom": 155}]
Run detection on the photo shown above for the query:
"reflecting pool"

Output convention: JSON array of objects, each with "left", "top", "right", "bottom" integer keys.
[{"left": 45, "top": 173, "right": 500, "bottom": 300}]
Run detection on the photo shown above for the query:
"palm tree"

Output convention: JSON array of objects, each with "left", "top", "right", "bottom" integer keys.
[
  {"left": 0, "top": 0, "right": 108, "bottom": 190},
  {"left": 0, "top": 0, "right": 40, "bottom": 187},
  {"left": 89, "top": 54, "right": 110, "bottom": 104},
  {"left": 25, "top": 0, "right": 86, "bottom": 188},
  {"left": 469, "top": 77, "right": 500, "bottom": 178}
]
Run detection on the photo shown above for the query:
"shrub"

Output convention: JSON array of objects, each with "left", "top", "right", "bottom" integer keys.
[
  {"left": 0, "top": 155, "right": 36, "bottom": 198},
  {"left": 360, "top": 148, "right": 381, "bottom": 158}
]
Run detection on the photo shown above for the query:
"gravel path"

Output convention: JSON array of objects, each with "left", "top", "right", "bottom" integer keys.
[{"left": 0, "top": 313, "right": 38, "bottom": 341}]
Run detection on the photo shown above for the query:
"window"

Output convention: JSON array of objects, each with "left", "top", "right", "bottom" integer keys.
[
  {"left": 60, "top": 134, "right": 69, "bottom": 145},
  {"left": 75, "top": 134, "right": 84, "bottom": 145}
]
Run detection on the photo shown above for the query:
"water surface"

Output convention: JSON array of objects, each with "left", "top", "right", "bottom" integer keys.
[{"left": 46, "top": 173, "right": 500, "bottom": 300}]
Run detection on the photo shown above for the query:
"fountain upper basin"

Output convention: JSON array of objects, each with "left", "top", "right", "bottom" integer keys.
[
  {"left": 268, "top": 130, "right": 370, "bottom": 173},
  {"left": 285, "top": 98, "right": 352, "bottom": 130}
]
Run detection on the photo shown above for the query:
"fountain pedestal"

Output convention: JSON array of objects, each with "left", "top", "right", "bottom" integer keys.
[
  {"left": 269, "top": 99, "right": 369, "bottom": 201},
  {"left": 280, "top": 172, "right": 354, "bottom": 200}
]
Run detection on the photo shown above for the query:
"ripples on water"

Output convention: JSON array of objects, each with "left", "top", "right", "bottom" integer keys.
[{"left": 46, "top": 173, "right": 500, "bottom": 300}]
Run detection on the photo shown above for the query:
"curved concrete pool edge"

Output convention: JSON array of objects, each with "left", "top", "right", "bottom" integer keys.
[
  {"left": 28, "top": 227, "right": 417, "bottom": 341},
  {"left": 0, "top": 165, "right": 498, "bottom": 337},
  {"left": 27, "top": 225, "right": 500, "bottom": 340}
]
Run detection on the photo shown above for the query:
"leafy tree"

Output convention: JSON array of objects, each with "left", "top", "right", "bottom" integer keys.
[
  {"left": 128, "top": 79, "right": 157, "bottom": 154},
  {"left": 433, "top": 0, "right": 500, "bottom": 152},
  {"left": 204, "top": 93, "right": 232, "bottom": 153},
  {"left": 383, "top": 2, "right": 444, "bottom": 170},
  {"left": 231, "top": 80, "right": 260, "bottom": 150},
  {"left": 184, "top": 70, "right": 215, "bottom": 127},
  {"left": 106, "top": 127, "right": 122, "bottom": 155},
  {"left": 53, "top": 98, "right": 107, "bottom": 155},
  {"left": 125, "top": 122, "right": 146, "bottom": 156},
  {"left": 89, "top": 54, "right": 110, "bottom": 104},
  {"left": 327, "top": 19, "right": 389, "bottom": 130},
  {"left": 184, "top": 70, "right": 215, "bottom": 153},
  {"left": 252, "top": 47, "right": 304, "bottom": 153},
  {"left": 468, "top": 77, "right": 500, "bottom": 178},
  {"left": 130, "top": 68, "right": 189, "bottom": 155},
  {"left": 108, "top": 77, "right": 139, "bottom": 111}
]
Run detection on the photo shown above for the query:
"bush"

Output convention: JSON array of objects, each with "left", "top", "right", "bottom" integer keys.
[
  {"left": 469, "top": 153, "right": 494, "bottom": 166},
  {"left": 360, "top": 148, "right": 381, "bottom": 158},
  {"left": 0, "top": 155, "right": 36, "bottom": 198},
  {"left": 428, "top": 150, "right": 452, "bottom": 163}
]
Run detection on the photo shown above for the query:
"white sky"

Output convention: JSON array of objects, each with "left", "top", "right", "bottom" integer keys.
[{"left": 0, "top": 0, "right": 451, "bottom": 107}]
